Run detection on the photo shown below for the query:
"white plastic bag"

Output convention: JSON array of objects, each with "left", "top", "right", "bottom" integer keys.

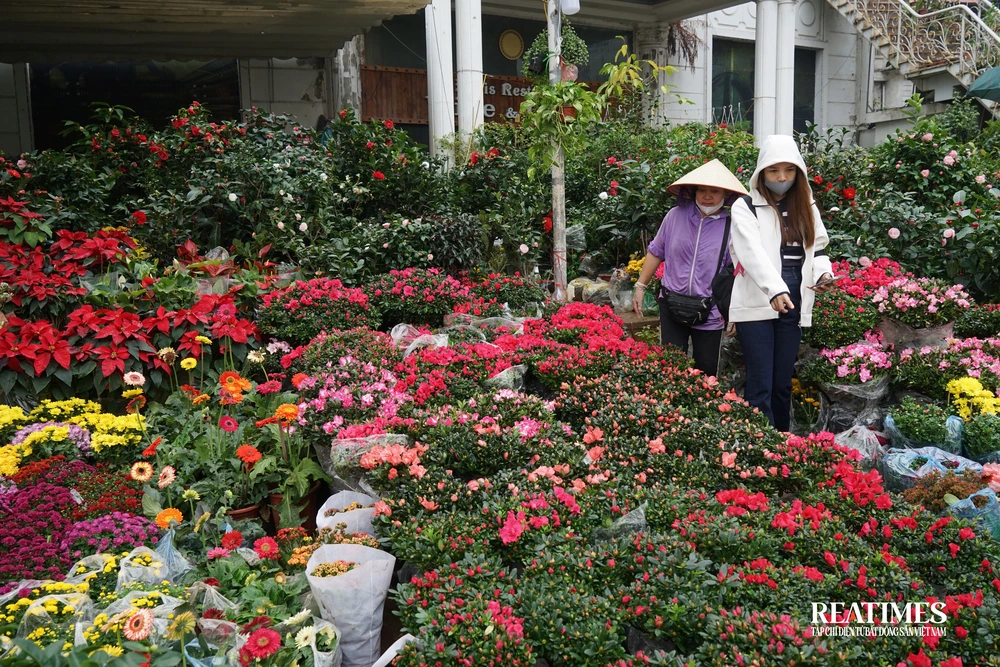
[
  {"left": 484, "top": 364, "right": 527, "bottom": 391},
  {"left": 834, "top": 426, "right": 888, "bottom": 468},
  {"left": 306, "top": 545, "right": 396, "bottom": 667},
  {"left": 316, "top": 491, "right": 378, "bottom": 536},
  {"left": 372, "top": 634, "right": 419, "bottom": 667}
]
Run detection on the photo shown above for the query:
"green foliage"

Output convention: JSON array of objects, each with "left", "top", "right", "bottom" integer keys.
[
  {"left": 802, "top": 289, "right": 881, "bottom": 349},
  {"left": 955, "top": 304, "right": 1000, "bottom": 338},
  {"left": 965, "top": 413, "right": 1000, "bottom": 458},
  {"left": 891, "top": 396, "right": 950, "bottom": 444},
  {"left": 520, "top": 20, "right": 590, "bottom": 81}
]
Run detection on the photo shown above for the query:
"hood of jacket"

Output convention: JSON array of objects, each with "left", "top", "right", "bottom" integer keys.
[{"left": 749, "top": 135, "right": 811, "bottom": 203}]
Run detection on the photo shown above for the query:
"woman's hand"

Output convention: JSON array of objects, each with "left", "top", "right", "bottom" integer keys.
[
  {"left": 771, "top": 293, "right": 795, "bottom": 313},
  {"left": 813, "top": 273, "right": 835, "bottom": 294},
  {"left": 632, "top": 284, "right": 646, "bottom": 316}
]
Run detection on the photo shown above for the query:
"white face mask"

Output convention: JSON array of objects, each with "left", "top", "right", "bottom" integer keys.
[{"left": 697, "top": 201, "right": 724, "bottom": 216}]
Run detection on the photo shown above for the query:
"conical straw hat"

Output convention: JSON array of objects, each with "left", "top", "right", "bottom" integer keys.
[{"left": 666, "top": 159, "right": 749, "bottom": 197}]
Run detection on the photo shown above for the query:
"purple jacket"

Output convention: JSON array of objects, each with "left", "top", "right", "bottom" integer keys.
[{"left": 647, "top": 201, "right": 730, "bottom": 331}]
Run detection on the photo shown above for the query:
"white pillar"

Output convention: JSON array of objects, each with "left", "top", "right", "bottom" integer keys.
[
  {"left": 334, "top": 36, "right": 363, "bottom": 117},
  {"left": 426, "top": 0, "right": 455, "bottom": 165},
  {"left": 775, "top": 0, "right": 797, "bottom": 135},
  {"left": 456, "top": 0, "right": 484, "bottom": 145},
  {"left": 754, "top": 0, "right": 778, "bottom": 143}
]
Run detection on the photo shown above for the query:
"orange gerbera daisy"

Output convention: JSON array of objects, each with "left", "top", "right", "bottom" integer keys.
[
  {"left": 219, "top": 371, "right": 252, "bottom": 393},
  {"left": 236, "top": 444, "right": 263, "bottom": 469},
  {"left": 219, "top": 387, "right": 245, "bottom": 406},
  {"left": 155, "top": 508, "right": 184, "bottom": 529},
  {"left": 274, "top": 403, "right": 299, "bottom": 423},
  {"left": 192, "top": 393, "right": 211, "bottom": 406}
]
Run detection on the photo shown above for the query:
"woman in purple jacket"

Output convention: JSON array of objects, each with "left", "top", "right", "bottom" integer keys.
[{"left": 631, "top": 160, "right": 748, "bottom": 377}]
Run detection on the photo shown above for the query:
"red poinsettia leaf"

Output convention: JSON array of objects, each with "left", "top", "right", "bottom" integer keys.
[{"left": 32, "top": 352, "right": 51, "bottom": 376}]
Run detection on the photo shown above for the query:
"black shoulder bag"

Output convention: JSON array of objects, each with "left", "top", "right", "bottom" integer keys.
[
  {"left": 711, "top": 195, "right": 756, "bottom": 324},
  {"left": 659, "top": 215, "right": 734, "bottom": 327}
]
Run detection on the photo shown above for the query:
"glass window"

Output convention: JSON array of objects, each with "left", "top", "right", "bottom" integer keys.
[
  {"left": 711, "top": 38, "right": 756, "bottom": 130},
  {"left": 793, "top": 48, "right": 817, "bottom": 134},
  {"left": 712, "top": 39, "right": 818, "bottom": 134}
]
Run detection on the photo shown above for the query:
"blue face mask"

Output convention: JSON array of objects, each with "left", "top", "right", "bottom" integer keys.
[{"left": 764, "top": 177, "right": 795, "bottom": 195}]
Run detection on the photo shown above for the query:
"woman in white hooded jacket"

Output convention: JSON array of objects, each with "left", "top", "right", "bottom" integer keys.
[{"left": 728, "top": 135, "right": 835, "bottom": 431}]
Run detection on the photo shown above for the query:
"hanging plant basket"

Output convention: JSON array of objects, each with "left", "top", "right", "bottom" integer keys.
[{"left": 561, "top": 105, "right": 578, "bottom": 120}]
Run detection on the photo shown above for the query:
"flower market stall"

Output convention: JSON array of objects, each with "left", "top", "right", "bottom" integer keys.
[{"left": 2, "top": 97, "right": 1000, "bottom": 666}]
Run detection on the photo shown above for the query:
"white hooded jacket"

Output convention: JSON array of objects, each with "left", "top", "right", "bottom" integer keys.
[{"left": 727, "top": 135, "right": 833, "bottom": 328}]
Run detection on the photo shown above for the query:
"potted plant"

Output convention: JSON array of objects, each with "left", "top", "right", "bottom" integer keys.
[
  {"left": 258, "top": 401, "right": 329, "bottom": 530},
  {"left": 520, "top": 80, "right": 605, "bottom": 179},
  {"left": 872, "top": 276, "right": 973, "bottom": 348},
  {"left": 521, "top": 20, "right": 590, "bottom": 83}
]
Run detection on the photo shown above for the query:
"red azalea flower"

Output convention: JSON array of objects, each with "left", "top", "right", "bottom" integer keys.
[
  {"left": 372, "top": 171, "right": 386, "bottom": 180},
  {"left": 384, "top": 119, "right": 394, "bottom": 130},
  {"left": 843, "top": 187, "right": 856, "bottom": 200},
  {"left": 131, "top": 211, "right": 147, "bottom": 225}
]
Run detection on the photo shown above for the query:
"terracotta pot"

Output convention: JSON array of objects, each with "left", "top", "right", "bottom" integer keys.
[
  {"left": 268, "top": 481, "right": 323, "bottom": 532},
  {"left": 227, "top": 503, "right": 261, "bottom": 521},
  {"left": 561, "top": 105, "right": 578, "bottom": 120}
]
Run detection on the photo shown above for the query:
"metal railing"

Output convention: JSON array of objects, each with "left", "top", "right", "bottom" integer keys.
[{"left": 843, "top": 0, "right": 1000, "bottom": 81}]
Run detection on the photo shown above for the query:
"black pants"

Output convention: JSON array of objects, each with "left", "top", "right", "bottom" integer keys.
[
  {"left": 735, "top": 263, "right": 803, "bottom": 432},
  {"left": 658, "top": 304, "right": 724, "bottom": 377}
]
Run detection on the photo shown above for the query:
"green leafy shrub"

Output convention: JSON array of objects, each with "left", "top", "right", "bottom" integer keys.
[
  {"left": 802, "top": 289, "right": 880, "bottom": 349},
  {"left": 965, "top": 413, "right": 1000, "bottom": 458},
  {"left": 891, "top": 396, "right": 949, "bottom": 444}
]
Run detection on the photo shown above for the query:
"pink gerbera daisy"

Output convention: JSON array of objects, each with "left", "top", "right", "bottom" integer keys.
[{"left": 123, "top": 608, "right": 154, "bottom": 641}]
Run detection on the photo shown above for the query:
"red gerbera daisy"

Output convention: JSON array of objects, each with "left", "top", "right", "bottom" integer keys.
[
  {"left": 221, "top": 530, "right": 243, "bottom": 551},
  {"left": 254, "top": 536, "right": 280, "bottom": 561},
  {"left": 244, "top": 628, "right": 281, "bottom": 659},
  {"left": 241, "top": 615, "right": 273, "bottom": 634}
]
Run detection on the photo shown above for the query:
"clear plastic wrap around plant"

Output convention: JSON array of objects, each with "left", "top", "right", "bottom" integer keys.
[
  {"left": 833, "top": 426, "right": 887, "bottom": 468},
  {"left": 64, "top": 554, "right": 115, "bottom": 586},
  {"left": 442, "top": 312, "right": 527, "bottom": 335},
  {"left": 437, "top": 324, "right": 487, "bottom": 342},
  {"left": 316, "top": 491, "right": 378, "bottom": 535},
  {"left": 155, "top": 529, "right": 193, "bottom": 584},
  {"left": 372, "top": 634, "right": 418, "bottom": 667},
  {"left": 881, "top": 446, "right": 983, "bottom": 491},
  {"left": 17, "top": 593, "right": 95, "bottom": 643},
  {"left": 236, "top": 547, "right": 262, "bottom": 567},
  {"left": 116, "top": 547, "right": 169, "bottom": 591},
  {"left": 582, "top": 279, "right": 612, "bottom": 306},
  {"left": 973, "top": 450, "right": 1000, "bottom": 464},
  {"left": 484, "top": 364, "right": 527, "bottom": 391},
  {"left": 565, "top": 225, "right": 586, "bottom": 252},
  {"left": 306, "top": 544, "right": 396, "bottom": 667},
  {"left": 608, "top": 270, "right": 634, "bottom": 313},
  {"left": 883, "top": 414, "right": 964, "bottom": 455},
  {"left": 0, "top": 580, "right": 46, "bottom": 608},
  {"left": 101, "top": 589, "right": 185, "bottom": 639},
  {"left": 390, "top": 323, "right": 449, "bottom": 358},
  {"left": 197, "top": 618, "right": 239, "bottom": 648},
  {"left": 403, "top": 333, "right": 449, "bottom": 358},
  {"left": 590, "top": 503, "right": 647, "bottom": 544},
  {"left": 946, "top": 487, "right": 1000, "bottom": 540},
  {"left": 187, "top": 581, "right": 239, "bottom": 614},
  {"left": 817, "top": 375, "right": 890, "bottom": 432},
  {"left": 318, "top": 434, "right": 409, "bottom": 495},
  {"left": 879, "top": 319, "right": 954, "bottom": 351}
]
